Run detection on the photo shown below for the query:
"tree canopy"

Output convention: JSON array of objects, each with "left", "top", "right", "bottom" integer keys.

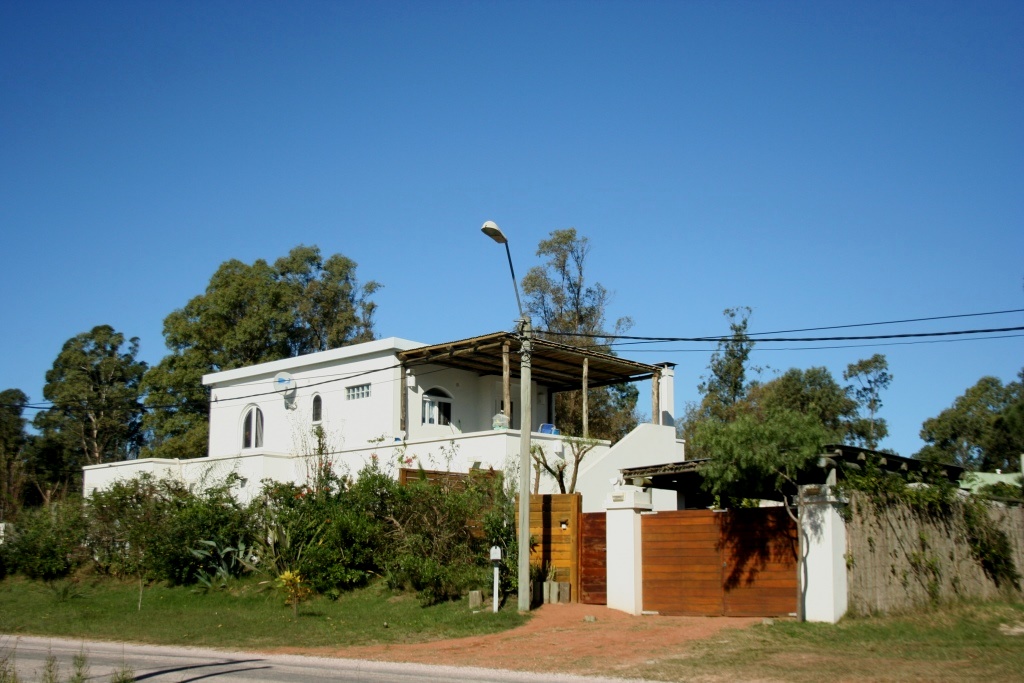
[
  {"left": 917, "top": 370, "right": 1023, "bottom": 472},
  {"left": 33, "top": 325, "right": 147, "bottom": 473},
  {"left": 521, "top": 228, "right": 638, "bottom": 442},
  {"left": 682, "top": 308, "right": 893, "bottom": 504},
  {"left": 142, "top": 245, "right": 379, "bottom": 459},
  {"left": 0, "top": 388, "right": 29, "bottom": 520}
]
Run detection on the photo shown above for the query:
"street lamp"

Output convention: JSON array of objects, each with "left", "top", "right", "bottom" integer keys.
[{"left": 481, "top": 220, "right": 533, "bottom": 612}]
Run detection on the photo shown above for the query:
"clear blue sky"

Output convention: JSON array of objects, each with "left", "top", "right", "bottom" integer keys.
[{"left": 2, "top": 0, "right": 1021, "bottom": 459}]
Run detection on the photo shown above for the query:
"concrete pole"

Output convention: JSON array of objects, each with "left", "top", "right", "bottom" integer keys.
[{"left": 518, "top": 318, "right": 533, "bottom": 612}]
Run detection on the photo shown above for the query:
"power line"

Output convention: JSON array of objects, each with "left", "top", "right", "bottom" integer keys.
[
  {"left": 621, "top": 333, "right": 1024, "bottom": 353},
  {"left": 545, "top": 325, "right": 1024, "bottom": 343},
  {"left": 745, "top": 307, "right": 1024, "bottom": 336}
]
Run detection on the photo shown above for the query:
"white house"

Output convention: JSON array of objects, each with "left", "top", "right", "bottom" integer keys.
[{"left": 84, "top": 331, "right": 685, "bottom": 510}]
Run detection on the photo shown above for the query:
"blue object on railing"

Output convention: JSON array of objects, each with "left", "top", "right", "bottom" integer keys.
[{"left": 539, "top": 423, "right": 555, "bottom": 434}]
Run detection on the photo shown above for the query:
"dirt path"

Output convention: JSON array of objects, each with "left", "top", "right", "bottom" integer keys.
[{"left": 272, "top": 604, "right": 760, "bottom": 678}]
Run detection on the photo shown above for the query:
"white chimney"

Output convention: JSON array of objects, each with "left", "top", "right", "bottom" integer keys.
[{"left": 655, "top": 362, "right": 676, "bottom": 427}]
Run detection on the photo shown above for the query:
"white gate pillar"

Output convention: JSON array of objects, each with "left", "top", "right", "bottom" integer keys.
[
  {"left": 605, "top": 486, "right": 653, "bottom": 615},
  {"left": 800, "top": 486, "right": 849, "bottom": 623}
]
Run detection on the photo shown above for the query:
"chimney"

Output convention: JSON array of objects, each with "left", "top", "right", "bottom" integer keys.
[{"left": 654, "top": 362, "right": 676, "bottom": 427}]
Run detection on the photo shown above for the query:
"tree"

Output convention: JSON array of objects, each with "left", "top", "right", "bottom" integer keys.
[
  {"left": 695, "top": 408, "right": 829, "bottom": 507},
  {"left": 33, "top": 326, "right": 147, "bottom": 474},
  {"left": 843, "top": 354, "right": 892, "bottom": 449},
  {"left": 142, "top": 245, "right": 379, "bottom": 459},
  {"left": 0, "top": 388, "right": 29, "bottom": 520},
  {"left": 700, "top": 307, "right": 756, "bottom": 420},
  {"left": 917, "top": 371, "right": 1024, "bottom": 471},
  {"left": 747, "top": 367, "right": 859, "bottom": 443},
  {"left": 532, "top": 436, "right": 598, "bottom": 494},
  {"left": 522, "top": 229, "right": 638, "bottom": 442},
  {"left": 679, "top": 307, "right": 757, "bottom": 457}
]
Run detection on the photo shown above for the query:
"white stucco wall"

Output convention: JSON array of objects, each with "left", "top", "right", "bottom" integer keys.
[
  {"left": 205, "top": 338, "right": 422, "bottom": 460},
  {"left": 604, "top": 486, "right": 652, "bottom": 615},
  {"left": 575, "top": 423, "right": 685, "bottom": 512},
  {"left": 801, "top": 488, "right": 849, "bottom": 624}
]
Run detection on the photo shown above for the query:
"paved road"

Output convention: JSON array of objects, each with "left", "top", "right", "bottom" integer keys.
[{"left": 0, "top": 636, "right": 644, "bottom": 683}]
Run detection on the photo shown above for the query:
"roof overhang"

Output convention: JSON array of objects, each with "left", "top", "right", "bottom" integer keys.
[
  {"left": 396, "top": 331, "right": 660, "bottom": 392},
  {"left": 620, "top": 444, "right": 965, "bottom": 497}
]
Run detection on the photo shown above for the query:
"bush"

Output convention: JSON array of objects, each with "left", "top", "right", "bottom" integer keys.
[
  {"left": 7, "top": 499, "right": 87, "bottom": 580},
  {"left": 384, "top": 471, "right": 500, "bottom": 605},
  {"left": 247, "top": 461, "right": 399, "bottom": 594},
  {"left": 87, "top": 473, "right": 254, "bottom": 585}
]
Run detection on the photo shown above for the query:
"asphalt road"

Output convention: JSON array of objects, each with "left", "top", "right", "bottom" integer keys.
[{"left": 0, "top": 636, "right": 644, "bottom": 683}]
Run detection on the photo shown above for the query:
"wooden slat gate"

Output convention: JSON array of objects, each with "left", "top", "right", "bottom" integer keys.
[
  {"left": 578, "top": 512, "right": 607, "bottom": 604},
  {"left": 642, "top": 508, "right": 798, "bottom": 617}
]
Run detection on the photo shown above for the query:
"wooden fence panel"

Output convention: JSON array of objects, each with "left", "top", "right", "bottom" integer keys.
[
  {"left": 642, "top": 508, "right": 797, "bottom": 617},
  {"left": 579, "top": 512, "right": 607, "bottom": 604},
  {"left": 517, "top": 494, "right": 582, "bottom": 602}
]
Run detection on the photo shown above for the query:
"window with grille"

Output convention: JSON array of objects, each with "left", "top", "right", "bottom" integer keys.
[{"left": 346, "top": 383, "right": 371, "bottom": 400}]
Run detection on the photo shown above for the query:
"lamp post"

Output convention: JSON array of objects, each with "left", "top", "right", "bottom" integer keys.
[{"left": 481, "top": 220, "right": 533, "bottom": 612}]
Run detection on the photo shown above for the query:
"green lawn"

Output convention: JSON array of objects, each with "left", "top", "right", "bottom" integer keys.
[
  {"left": 630, "top": 601, "right": 1024, "bottom": 683},
  {"left": 0, "top": 576, "right": 527, "bottom": 650}
]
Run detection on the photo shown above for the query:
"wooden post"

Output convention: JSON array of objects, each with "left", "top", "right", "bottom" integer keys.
[
  {"left": 503, "top": 341, "right": 511, "bottom": 423},
  {"left": 582, "top": 358, "right": 589, "bottom": 438},
  {"left": 652, "top": 370, "right": 661, "bottom": 425},
  {"left": 570, "top": 493, "right": 581, "bottom": 603},
  {"left": 400, "top": 365, "right": 408, "bottom": 433}
]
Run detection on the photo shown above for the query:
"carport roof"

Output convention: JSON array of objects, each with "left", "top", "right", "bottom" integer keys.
[
  {"left": 397, "top": 331, "right": 661, "bottom": 392},
  {"left": 620, "top": 444, "right": 965, "bottom": 494}
]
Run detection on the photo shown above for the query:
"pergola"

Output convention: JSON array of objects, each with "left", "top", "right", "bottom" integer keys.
[{"left": 396, "top": 331, "right": 668, "bottom": 436}]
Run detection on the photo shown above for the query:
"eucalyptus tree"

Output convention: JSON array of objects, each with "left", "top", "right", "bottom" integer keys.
[
  {"left": 843, "top": 354, "right": 892, "bottom": 449},
  {"left": 521, "top": 228, "right": 638, "bottom": 442}
]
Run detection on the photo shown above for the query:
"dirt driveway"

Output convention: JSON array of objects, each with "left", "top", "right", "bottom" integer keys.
[{"left": 274, "top": 603, "right": 760, "bottom": 678}]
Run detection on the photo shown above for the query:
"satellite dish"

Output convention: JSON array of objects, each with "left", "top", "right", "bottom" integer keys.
[{"left": 273, "top": 371, "right": 297, "bottom": 398}]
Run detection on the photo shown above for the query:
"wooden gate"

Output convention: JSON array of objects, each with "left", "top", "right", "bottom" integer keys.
[
  {"left": 578, "top": 512, "right": 607, "bottom": 604},
  {"left": 642, "top": 508, "right": 797, "bottom": 617}
]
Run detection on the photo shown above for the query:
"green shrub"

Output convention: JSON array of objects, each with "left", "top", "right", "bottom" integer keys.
[
  {"left": 247, "top": 461, "right": 398, "bottom": 593},
  {"left": 384, "top": 472, "right": 500, "bottom": 605},
  {"left": 7, "top": 499, "right": 87, "bottom": 580},
  {"left": 87, "top": 473, "right": 254, "bottom": 585}
]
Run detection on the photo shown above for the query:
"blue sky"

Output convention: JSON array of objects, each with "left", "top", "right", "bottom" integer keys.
[{"left": 1, "top": 0, "right": 1021, "bottom": 459}]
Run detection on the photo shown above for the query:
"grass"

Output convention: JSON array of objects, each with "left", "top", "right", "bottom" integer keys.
[
  {"left": 629, "top": 601, "right": 1024, "bottom": 683},
  {"left": 0, "top": 576, "right": 528, "bottom": 650}
]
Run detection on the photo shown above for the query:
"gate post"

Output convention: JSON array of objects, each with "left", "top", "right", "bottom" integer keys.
[
  {"left": 800, "top": 486, "right": 849, "bottom": 623},
  {"left": 604, "top": 485, "right": 652, "bottom": 615}
]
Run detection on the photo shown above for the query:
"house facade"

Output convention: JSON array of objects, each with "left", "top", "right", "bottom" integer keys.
[{"left": 84, "top": 332, "right": 685, "bottom": 510}]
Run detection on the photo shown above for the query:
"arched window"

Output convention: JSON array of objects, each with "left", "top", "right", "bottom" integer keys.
[
  {"left": 312, "top": 395, "right": 322, "bottom": 423},
  {"left": 422, "top": 388, "right": 453, "bottom": 426},
  {"left": 242, "top": 406, "right": 264, "bottom": 449}
]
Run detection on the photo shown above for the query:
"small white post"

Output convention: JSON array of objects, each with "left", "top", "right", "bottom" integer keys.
[{"left": 490, "top": 545, "right": 503, "bottom": 613}]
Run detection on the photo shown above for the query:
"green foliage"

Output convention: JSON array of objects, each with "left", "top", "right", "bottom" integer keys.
[
  {"left": 842, "top": 461, "right": 1020, "bottom": 592},
  {"left": 0, "top": 388, "right": 29, "bottom": 522},
  {"left": 695, "top": 408, "right": 829, "bottom": 505},
  {"left": 843, "top": 354, "right": 892, "bottom": 449},
  {"left": 6, "top": 499, "right": 87, "bottom": 580},
  {"left": 142, "top": 245, "right": 379, "bottom": 459},
  {"left": 917, "top": 370, "right": 1024, "bottom": 472},
  {"left": 962, "top": 499, "right": 1021, "bottom": 590},
  {"left": 33, "top": 326, "right": 147, "bottom": 469},
  {"left": 700, "top": 307, "right": 756, "bottom": 420},
  {"left": 522, "top": 228, "right": 638, "bottom": 441},
  {"left": 384, "top": 472, "right": 501, "bottom": 605},
  {"left": 976, "top": 480, "right": 1024, "bottom": 502},
  {"left": 87, "top": 474, "right": 253, "bottom": 586}
]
